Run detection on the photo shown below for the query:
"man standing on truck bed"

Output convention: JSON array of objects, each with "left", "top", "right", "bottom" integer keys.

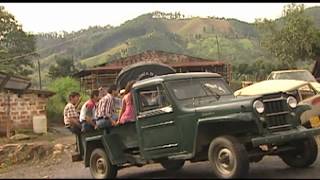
[
  {"left": 80, "top": 90, "right": 100, "bottom": 132},
  {"left": 95, "top": 84, "right": 118, "bottom": 129}
]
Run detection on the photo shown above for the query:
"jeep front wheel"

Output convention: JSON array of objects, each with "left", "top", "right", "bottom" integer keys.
[
  {"left": 208, "top": 136, "right": 249, "bottom": 179},
  {"left": 89, "top": 148, "right": 118, "bottom": 179},
  {"left": 160, "top": 159, "right": 185, "bottom": 171},
  {"left": 279, "top": 136, "right": 318, "bottom": 168}
]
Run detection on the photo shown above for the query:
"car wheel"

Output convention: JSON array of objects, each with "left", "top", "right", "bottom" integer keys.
[
  {"left": 208, "top": 135, "right": 249, "bottom": 179},
  {"left": 160, "top": 159, "right": 185, "bottom": 171},
  {"left": 279, "top": 136, "right": 318, "bottom": 168},
  {"left": 89, "top": 148, "right": 118, "bottom": 179}
]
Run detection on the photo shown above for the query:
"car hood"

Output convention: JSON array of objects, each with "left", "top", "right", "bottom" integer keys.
[{"left": 234, "top": 80, "right": 308, "bottom": 96}]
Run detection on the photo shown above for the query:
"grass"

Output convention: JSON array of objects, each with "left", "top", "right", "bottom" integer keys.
[
  {"left": 80, "top": 43, "right": 128, "bottom": 67},
  {"left": 0, "top": 137, "right": 10, "bottom": 145}
]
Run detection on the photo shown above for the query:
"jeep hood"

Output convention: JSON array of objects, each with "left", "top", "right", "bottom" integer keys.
[{"left": 193, "top": 96, "right": 257, "bottom": 114}]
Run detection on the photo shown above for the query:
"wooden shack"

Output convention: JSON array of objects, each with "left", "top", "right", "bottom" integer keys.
[
  {"left": 73, "top": 50, "right": 232, "bottom": 91},
  {"left": 0, "top": 72, "right": 55, "bottom": 137}
]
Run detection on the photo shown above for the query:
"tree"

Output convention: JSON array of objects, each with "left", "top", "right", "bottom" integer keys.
[
  {"left": 47, "top": 77, "right": 88, "bottom": 123},
  {"left": 255, "top": 3, "right": 319, "bottom": 68},
  {"left": 47, "top": 56, "right": 78, "bottom": 79},
  {"left": 0, "top": 6, "right": 36, "bottom": 76},
  {"left": 235, "top": 63, "right": 250, "bottom": 79},
  {"left": 312, "top": 31, "right": 320, "bottom": 59}
]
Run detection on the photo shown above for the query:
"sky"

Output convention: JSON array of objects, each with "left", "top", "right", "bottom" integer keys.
[{"left": 1, "top": 3, "right": 320, "bottom": 34}]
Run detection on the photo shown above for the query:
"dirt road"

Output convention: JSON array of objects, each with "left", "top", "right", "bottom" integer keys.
[
  {"left": 1, "top": 128, "right": 319, "bottom": 179},
  {"left": 1, "top": 148, "right": 320, "bottom": 179}
]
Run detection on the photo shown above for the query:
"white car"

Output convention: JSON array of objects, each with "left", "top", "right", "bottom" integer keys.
[{"left": 267, "top": 70, "right": 320, "bottom": 92}]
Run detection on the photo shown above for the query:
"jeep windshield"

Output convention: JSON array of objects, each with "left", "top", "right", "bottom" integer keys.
[
  {"left": 166, "top": 77, "right": 233, "bottom": 106},
  {"left": 273, "top": 71, "right": 317, "bottom": 82}
]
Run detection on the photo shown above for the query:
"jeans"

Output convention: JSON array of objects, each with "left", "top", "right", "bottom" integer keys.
[
  {"left": 67, "top": 125, "right": 81, "bottom": 135},
  {"left": 66, "top": 125, "right": 81, "bottom": 153},
  {"left": 96, "top": 117, "right": 112, "bottom": 130},
  {"left": 111, "top": 114, "right": 118, "bottom": 121},
  {"left": 81, "top": 121, "right": 95, "bottom": 133}
]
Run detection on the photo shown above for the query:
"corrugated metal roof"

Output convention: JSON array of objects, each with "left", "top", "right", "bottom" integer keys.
[
  {"left": 99, "top": 50, "right": 225, "bottom": 67},
  {"left": 0, "top": 72, "right": 55, "bottom": 97},
  {"left": 0, "top": 72, "right": 31, "bottom": 91},
  {"left": 25, "top": 89, "right": 56, "bottom": 97},
  {"left": 169, "top": 61, "right": 225, "bottom": 67},
  {"left": 73, "top": 50, "right": 227, "bottom": 78}
]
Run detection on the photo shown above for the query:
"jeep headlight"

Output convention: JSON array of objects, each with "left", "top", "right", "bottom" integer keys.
[
  {"left": 253, "top": 100, "right": 264, "bottom": 114},
  {"left": 287, "top": 96, "right": 297, "bottom": 108}
]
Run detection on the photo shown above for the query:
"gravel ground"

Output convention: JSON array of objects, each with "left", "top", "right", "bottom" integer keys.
[{"left": 0, "top": 129, "right": 319, "bottom": 179}]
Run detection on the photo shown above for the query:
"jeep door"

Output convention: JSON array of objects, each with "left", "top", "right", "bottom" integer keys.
[{"left": 135, "top": 84, "right": 182, "bottom": 159}]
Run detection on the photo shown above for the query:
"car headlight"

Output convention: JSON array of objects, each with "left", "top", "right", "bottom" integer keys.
[
  {"left": 253, "top": 100, "right": 264, "bottom": 114},
  {"left": 287, "top": 96, "right": 297, "bottom": 108}
]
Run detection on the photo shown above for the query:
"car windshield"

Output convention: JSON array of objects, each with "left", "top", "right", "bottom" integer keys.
[
  {"left": 275, "top": 71, "right": 317, "bottom": 82},
  {"left": 166, "top": 78, "right": 232, "bottom": 101}
]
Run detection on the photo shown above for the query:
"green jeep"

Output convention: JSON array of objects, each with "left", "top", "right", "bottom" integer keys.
[{"left": 74, "top": 72, "right": 320, "bottom": 179}]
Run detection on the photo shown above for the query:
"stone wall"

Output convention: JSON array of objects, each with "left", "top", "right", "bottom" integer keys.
[{"left": 0, "top": 91, "right": 49, "bottom": 135}]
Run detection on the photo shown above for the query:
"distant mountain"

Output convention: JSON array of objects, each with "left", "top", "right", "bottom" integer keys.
[
  {"left": 305, "top": 6, "right": 320, "bottom": 27},
  {"left": 33, "top": 7, "right": 320, "bottom": 85}
]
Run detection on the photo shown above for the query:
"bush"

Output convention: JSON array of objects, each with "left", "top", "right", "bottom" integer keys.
[
  {"left": 230, "top": 80, "right": 242, "bottom": 92},
  {"left": 46, "top": 77, "right": 88, "bottom": 124}
]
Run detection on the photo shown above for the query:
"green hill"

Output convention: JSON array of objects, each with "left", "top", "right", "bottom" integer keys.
[{"left": 33, "top": 7, "right": 320, "bottom": 86}]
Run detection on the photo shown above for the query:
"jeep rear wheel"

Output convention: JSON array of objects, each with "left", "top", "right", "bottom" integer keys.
[
  {"left": 208, "top": 136, "right": 249, "bottom": 179},
  {"left": 160, "top": 159, "right": 185, "bottom": 171},
  {"left": 89, "top": 148, "right": 118, "bottom": 179},
  {"left": 280, "top": 137, "right": 318, "bottom": 168}
]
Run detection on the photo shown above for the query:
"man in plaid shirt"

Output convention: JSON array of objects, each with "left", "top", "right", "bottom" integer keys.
[
  {"left": 96, "top": 84, "right": 118, "bottom": 129},
  {"left": 64, "top": 92, "right": 81, "bottom": 132},
  {"left": 64, "top": 91, "right": 81, "bottom": 153}
]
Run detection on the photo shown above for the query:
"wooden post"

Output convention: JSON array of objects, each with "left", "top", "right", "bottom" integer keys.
[
  {"left": 215, "top": 35, "right": 221, "bottom": 60},
  {"left": 91, "top": 73, "right": 94, "bottom": 91},
  {"left": 6, "top": 90, "right": 10, "bottom": 138},
  {"left": 37, "top": 59, "right": 42, "bottom": 90}
]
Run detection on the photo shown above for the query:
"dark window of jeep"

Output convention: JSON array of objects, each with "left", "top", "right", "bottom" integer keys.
[
  {"left": 166, "top": 78, "right": 232, "bottom": 107},
  {"left": 137, "top": 85, "right": 171, "bottom": 112}
]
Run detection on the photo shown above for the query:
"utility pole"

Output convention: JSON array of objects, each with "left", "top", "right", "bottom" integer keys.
[
  {"left": 6, "top": 90, "right": 11, "bottom": 138},
  {"left": 215, "top": 35, "right": 221, "bottom": 60},
  {"left": 37, "top": 58, "right": 42, "bottom": 90}
]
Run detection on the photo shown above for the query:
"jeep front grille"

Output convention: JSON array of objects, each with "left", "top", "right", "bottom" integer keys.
[{"left": 263, "top": 95, "right": 291, "bottom": 132}]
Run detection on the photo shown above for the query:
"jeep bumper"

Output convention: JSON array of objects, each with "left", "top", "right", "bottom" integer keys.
[{"left": 251, "top": 126, "right": 320, "bottom": 147}]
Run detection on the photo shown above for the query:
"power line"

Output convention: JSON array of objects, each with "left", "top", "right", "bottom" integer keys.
[
  {"left": 0, "top": 30, "right": 101, "bottom": 64},
  {"left": 0, "top": 36, "right": 76, "bottom": 64}
]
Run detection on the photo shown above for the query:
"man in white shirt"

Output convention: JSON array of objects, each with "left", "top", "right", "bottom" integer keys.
[{"left": 79, "top": 90, "right": 100, "bottom": 133}]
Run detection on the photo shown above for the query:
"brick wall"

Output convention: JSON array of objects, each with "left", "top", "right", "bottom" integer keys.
[{"left": 0, "top": 92, "right": 49, "bottom": 135}]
